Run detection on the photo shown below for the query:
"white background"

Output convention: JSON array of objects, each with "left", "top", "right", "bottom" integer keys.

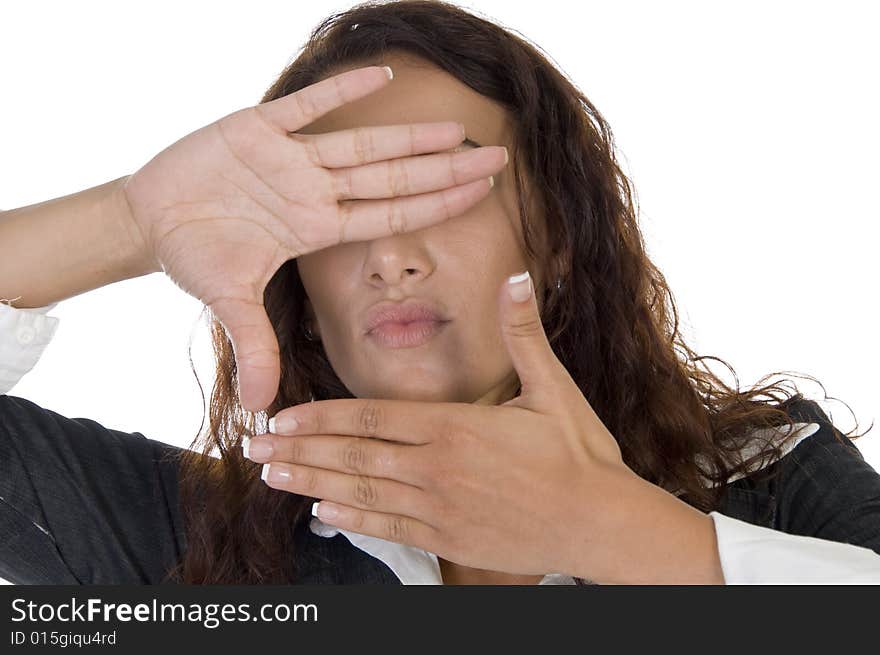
[{"left": 1, "top": 0, "right": 878, "bottom": 584}]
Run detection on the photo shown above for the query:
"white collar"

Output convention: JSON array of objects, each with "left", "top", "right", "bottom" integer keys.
[{"left": 309, "top": 421, "right": 820, "bottom": 584}]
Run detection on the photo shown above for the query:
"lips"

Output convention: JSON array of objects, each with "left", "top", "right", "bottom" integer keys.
[
  {"left": 367, "top": 318, "right": 449, "bottom": 349},
  {"left": 363, "top": 298, "right": 449, "bottom": 336}
]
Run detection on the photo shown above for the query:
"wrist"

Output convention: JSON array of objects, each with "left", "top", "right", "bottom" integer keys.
[
  {"left": 108, "top": 174, "right": 161, "bottom": 277},
  {"left": 567, "top": 466, "right": 726, "bottom": 585}
]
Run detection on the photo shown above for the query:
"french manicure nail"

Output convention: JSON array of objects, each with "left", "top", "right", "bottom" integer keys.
[
  {"left": 507, "top": 270, "right": 531, "bottom": 302},
  {"left": 243, "top": 437, "right": 273, "bottom": 460},
  {"left": 269, "top": 415, "right": 299, "bottom": 434},
  {"left": 261, "top": 463, "right": 290, "bottom": 484}
]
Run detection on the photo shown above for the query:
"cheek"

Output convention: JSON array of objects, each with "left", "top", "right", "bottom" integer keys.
[
  {"left": 451, "top": 272, "right": 506, "bottom": 353},
  {"left": 297, "top": 250, "right": 357, "bottom": 313},
  {"left": 296, "top": 250, "right": 332, "bottom": 290}
]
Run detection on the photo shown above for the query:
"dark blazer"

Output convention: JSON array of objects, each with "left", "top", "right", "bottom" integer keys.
[{"left": 1, "top": 394, "right": 877, "bottom": 584}]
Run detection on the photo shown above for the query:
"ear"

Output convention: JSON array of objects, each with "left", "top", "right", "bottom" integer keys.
[
  {"left": 546, "top": 249, "right": 568, "bottom": 284},
  {"left": 535, "top": 252, "right": 568, "bottom": 310},
  {"left": 302, "top": 296, "right": 321, "bottom": 339}
]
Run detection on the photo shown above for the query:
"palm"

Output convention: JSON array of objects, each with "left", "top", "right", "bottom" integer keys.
[{"left": 125, "top": 108, "right": 340, "bottom": 293}]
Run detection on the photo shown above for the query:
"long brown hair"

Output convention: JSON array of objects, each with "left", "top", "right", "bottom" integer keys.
[{"left": 164, "top": 0, "right": 870, "bottom": 583}]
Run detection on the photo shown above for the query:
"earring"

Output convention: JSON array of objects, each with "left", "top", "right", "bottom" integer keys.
[
  {"left": 556, "top": 277, "right": 562, "bottom": 290},
  {"left": 304, "top": 323, "right": 317, "bottom": 341}
]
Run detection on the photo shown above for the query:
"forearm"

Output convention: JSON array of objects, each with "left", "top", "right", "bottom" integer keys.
[{"left": 0, "top": 175, "right": 159, "bottom": 308}]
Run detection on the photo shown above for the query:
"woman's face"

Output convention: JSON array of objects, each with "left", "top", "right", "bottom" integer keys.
[{"left": 295, "top": 52, "right": 547, "bottom": 405}]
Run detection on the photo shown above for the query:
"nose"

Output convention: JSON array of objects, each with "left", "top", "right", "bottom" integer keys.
[{"left": 362, "top": 233, "right": 435, "bottom": 289}]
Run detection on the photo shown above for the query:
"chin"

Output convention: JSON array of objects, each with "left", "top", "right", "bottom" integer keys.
[{"left": 350, "top": 376, "right": 460, "bottom": 403}]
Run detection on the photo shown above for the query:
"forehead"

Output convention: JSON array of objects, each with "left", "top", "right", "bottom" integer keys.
[{"left": 295, "top": 52, "right": 511, "bottom": 149}]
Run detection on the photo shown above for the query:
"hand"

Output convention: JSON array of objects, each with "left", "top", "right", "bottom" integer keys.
[
  {"left": 245, "top": 269, "right": 642, "bottom": 579},
  {"left": 118, "top": 65, "right": 508, "bottom": 412}
]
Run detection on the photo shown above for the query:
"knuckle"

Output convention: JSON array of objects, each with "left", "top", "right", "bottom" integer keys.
[
  {"left": 384, "top": 515, "right": 409, "bottom": 542},
  {"left": 390, "top": 157, "right": 411, "bottom": 197},
  {"left": 294, "top": 91, "right": 318, "bottom": 124},
  {"left": 352, "top": 508, "right": 367, "bottom": 531},
  {"left": 439, "top": 186, "right": 452, "bottom": 221},
  {"left": 393, "top": 202, "right": 408, "bottom": 235},
  {"left": 300, "top": 466, "right": 319, "bottom": 494},
  {"left": 407, "top": 123, "right": 417, "bottom": 155},
  {"left": 388, "top": 199, "right": 407, "bottom": 235},
  {"left": 385, "top": 200, "right": 398, "bottom": 235},
  {"left": 353, "top": 126, "right": 371, "bottom": 165},
  {"left": 342, "top": 441, "right": 367, "bottom": 473},
  {"left": 357, "top": 401, "right": 382, "bottom": 437},
  {"left": 505, "top": 317, "right": 543, "bottom": 339},
  {"left": 447, "top": 151, "right": 461, "bottom": 186},
  {"left": 354, "top": 475, "right": 378, "bottom": 507},
  {"left": 300, "top": 136, "right": 323, "bottom": 169},
  {"left": 287, "top": 437, "right": 305, "bottom": 464},
  {"left": 312, "top": 406, "right": 327, "bottom": 439},
  {"left": 331, "top": 74, "right": 347, "bottom": 109},
  {"left": 327, "top": 169, "right": 343, "bottom": 202},
  {"left": 336, "top": 198, "right": 353, "bottom": 244},
  {"left": 366, "top": 128, "right": 376, "bottom": 162},
  {"left": 341, "top": 166, "right": 354, "bottom": 200}
]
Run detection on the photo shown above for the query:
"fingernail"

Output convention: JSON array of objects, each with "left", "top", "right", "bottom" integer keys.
[
  {"left": 262, "top": 463, "right": 290, "bottom": 483},
  {"left": 507, "top": 270, "right": 531, "bottom": 302},
  {"left": 243, "top": 437, "right": 273, "bottom": 460},
  {"left": 503, "top": 146, "right": 509, "bottom": 165},
  {"left": 488, "top": 175, "right": 495, "bottom": 189},
  {"left": 383, "top": 66, "right": 393, "bottom": 80},
  {"left": 313, "top": 501, "right": 338, "bottom": 521},
  {"left": 269, "top": 415, "right": 299, "bottom": 434}
]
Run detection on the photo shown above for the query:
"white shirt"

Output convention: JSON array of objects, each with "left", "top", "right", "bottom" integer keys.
[{"left": 2, "top": 300, "right": 880, "bottom": 584}]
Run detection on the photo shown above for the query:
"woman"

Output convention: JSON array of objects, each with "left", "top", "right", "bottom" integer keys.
[{"left": 1, "top": 0, "right": 879, "bottom": 585}]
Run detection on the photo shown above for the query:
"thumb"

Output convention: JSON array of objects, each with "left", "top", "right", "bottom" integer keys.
[
  {"left": 500, "top": 270, "right": 563, "bottom": 407},
  {"left": 211, "top": 295, "right": 280, "bottom": 413}
]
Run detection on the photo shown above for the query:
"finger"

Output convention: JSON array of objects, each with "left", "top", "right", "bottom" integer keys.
[
  {"left": 499, "top": 270, "right": 568, "bottom": 407},
  {"left": 336, "top": 177, "right": 494, "bottom": 244},
  {"left": 260, "top": 461, "right": 434, "bottom": 525},
  {"left": 331, "top": 145, "right": 507, "bottom": 201},
  {"left": 255, "top": 65, "right": 393, "bottom": 134},
  {"left": 311, "top": 499, "right": 439, "bottom": 549},
  {"left": 269, "top": 398, "right": 479, "bottom": 445},
  {"left": 302, "top": 120, "right": 466, "bottom": 168},
  {"left": 210, "top": 295, "right": 280, "bottom": 413},
  {"left": 243, "top": 434, "right": 426, "bottom": 487}
]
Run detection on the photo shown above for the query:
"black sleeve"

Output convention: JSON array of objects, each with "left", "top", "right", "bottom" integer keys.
[
  {"left": 0, "top": 393, "right": 187, "bottom": 584},
  {"left": 771, "top": 400, "right": 880, "bottom": 554}
]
